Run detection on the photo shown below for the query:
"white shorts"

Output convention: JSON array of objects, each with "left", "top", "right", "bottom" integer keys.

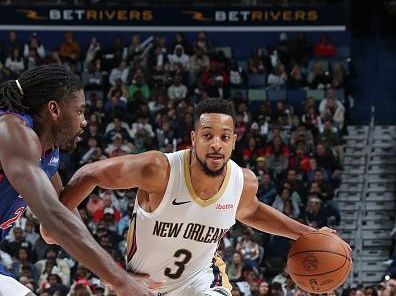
[
  {"left": 0, "top": 273, "right": 32, "bottom": 296},
  {"left": 154, "top": 268, "right": 232, "bottom": 296}
]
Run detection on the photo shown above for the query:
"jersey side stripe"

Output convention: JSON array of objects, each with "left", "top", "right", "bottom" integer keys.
[
  {"left": 127, "top": 213, "right": 138, "bottom": 262},
  {"left": 210, "top": 253, "right": 232, "bottom": 290}
]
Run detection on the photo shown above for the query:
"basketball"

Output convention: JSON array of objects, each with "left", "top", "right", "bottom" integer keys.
[{"left": 287, "top": 232, "right": 352, "bottom": 293}]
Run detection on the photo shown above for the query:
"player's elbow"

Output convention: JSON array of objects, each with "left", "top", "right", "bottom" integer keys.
[
  {"left": 39, "top": 206, "right": 77, "bottom": 239},
  {"left": 237, "top": 201, "right": 261, "bottom": 225},
  {"left": 73, "top": 163, "right": 98, "bottom": 184},
  {"left": 33, "top": 200, "right": 65, "bottom": 229}
]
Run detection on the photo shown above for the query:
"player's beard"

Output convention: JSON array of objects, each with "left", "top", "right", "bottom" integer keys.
[
  {"left": 55, "top": 125, "right": 83, "bottom": 152},
  {"left": 194, "top": 150, "right": 227, "bottom": 178}
]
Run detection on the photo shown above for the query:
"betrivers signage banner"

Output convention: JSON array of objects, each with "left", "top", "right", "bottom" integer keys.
[{"left": 0, "top": 6, "right": 346, "bottom": 31}]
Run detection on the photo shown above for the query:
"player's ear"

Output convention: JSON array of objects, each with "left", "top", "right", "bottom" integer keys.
[
  {"left": 233, "top": 134, "right": 237, "bottom": 150},
  {"left": 48, "top": 100, "right": 61, "bottom": 119},
  {"left": 191, "top": 130, "right": 196, "bottom": 148}
]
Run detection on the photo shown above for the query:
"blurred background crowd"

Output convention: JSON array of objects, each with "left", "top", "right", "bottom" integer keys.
[{"left": 0, "top": 28, "right": 394, "bottom": 296}]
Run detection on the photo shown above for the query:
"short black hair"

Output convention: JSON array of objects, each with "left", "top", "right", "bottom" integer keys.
[
  {"left": 0, "top": 64, "right": 83, "bottom": 115},
  {"left": 194, "top": 99, "right": 236, "bottom": 128}
]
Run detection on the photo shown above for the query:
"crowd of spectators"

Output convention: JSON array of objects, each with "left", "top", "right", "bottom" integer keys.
[{"left": 0, "top": 30, "right": 390, "bottom": 296}]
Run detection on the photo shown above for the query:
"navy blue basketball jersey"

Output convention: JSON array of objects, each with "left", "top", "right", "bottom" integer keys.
[{"left": 0, "top": 110, "right": 60, "bottom": 242}]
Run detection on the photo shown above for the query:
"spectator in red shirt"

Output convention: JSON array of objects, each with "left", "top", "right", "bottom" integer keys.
[
  {"left": 202, "top": 61, "right": 229, "bottom": 89},
  {"left": 242, "top": 137, "right": 265, "bottom": 167},
  {"left": 234, "top": 113, "right": 247, "bottom": 142},
  {"left": 265, "top": 135, "right": 290, "bottom": 158},
  {"left": 314, "top": 35, "right": 336, "bottom": 58},
  {"left": 289, "top": 146, "right": 311, "bottom": 173}
]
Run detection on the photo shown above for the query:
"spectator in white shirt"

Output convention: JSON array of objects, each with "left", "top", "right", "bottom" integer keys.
[
  {"left": 319, "top": 88, "right": 345, "bottom": 129},
  {"left": 109, "top": 60, "right": 129, "bottom": 86},
  {"left": 167, "top": 75, "right": 188, "bottom": 101},
  {"left": 168, "top": 44, "right": 190, "bottom": 72},
  {"left": 84, "top": 36, "right": 101, "bottom": 69},
  {"left": 0, "top": 250, "right": 13, "bottom": 271},
  {"left": 267, "top": 63, "right": 287, "bottom": 88},
  {"left": 23, "top": 33, "right": 46, "bottom": 59},
  {"left": 104, "top": 133, "right": 133, "bottom": 158},
  {"left": 130, "top": 115, "right": 155, "bottom": 139},
  {"left": 5, "top": 48, "right": 25, "bottom": 74}
]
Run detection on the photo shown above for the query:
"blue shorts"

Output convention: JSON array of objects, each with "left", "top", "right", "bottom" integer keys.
[{"left": 0, "top": 262, "right": 13, "bottom": 277}]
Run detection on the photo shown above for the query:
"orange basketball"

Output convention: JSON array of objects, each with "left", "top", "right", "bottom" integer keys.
[{"left": 287, "top": 232, "right": 352, "bottom": 293}]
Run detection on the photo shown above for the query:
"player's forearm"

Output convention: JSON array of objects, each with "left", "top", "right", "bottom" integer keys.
[
  {"left": 240, "top": 203, "right": 316, "bottom": 240},
  {"left": 10, "top": 168, "right": 127, "bottom": 287},
  {"left": 38, "top": 203, "right": 127, "bottom": 286},
  {"left": 60, "top": 165, "right": 98, "bottom": 210}
]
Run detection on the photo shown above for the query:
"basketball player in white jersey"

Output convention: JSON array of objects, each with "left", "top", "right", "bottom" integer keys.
[{"left": 53, "top": 99, "right": 347, "bottom": 296}]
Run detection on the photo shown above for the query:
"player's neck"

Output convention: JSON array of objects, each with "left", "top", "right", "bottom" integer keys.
[
  {"left": 189, "top": 156, "right": 227, "bottom": 200},
  {"left": 35, "top": 120, "right": 56, "bottom": 151}
]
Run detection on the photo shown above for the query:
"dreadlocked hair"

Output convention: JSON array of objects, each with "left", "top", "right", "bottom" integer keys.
[{"left": 0, "top": 64, "right": 83, "bottom": 115}]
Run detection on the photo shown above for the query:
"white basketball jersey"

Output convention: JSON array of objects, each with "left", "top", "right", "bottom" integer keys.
[{"left": 126, "top": 149, "right": 244, "bottom": 294}]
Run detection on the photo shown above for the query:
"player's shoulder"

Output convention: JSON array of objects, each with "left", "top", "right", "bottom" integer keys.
[
  {"left": 0, "top": 112, "right": 27, "bottom": 127},
  {"left": 241, "top": 168, "right": 259, "bottom": 192},
  {"left": 133, "top": 150, "right": 170, "bottom": 179},
  {"left": 0, "top": 114, "right": 41, "bottom": 165},
  {"left": 0, "top": 113, "right": 39, "bottom": 144},
  {"left": 141, "top": 150, "right": 169, "bottom": 168},
  {"left": 135, "top": 150, "right": 170, "bottom": 191}
]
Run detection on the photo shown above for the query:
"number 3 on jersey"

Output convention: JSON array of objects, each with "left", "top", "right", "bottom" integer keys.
[{"left": 164, "top": 249, "right": 192, "bottom": 279}]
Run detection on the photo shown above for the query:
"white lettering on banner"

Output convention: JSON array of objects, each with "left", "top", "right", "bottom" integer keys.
[
  {"left": 75, "top": 10, "right": 85, "bottom": 19},
  {"left": 49, "top": 10, "right": 61, "bottom": 20},
  {"left": 215, "top": 11, "right": 252, "bottom": 22},
  {"left": 229, "top": 11, "right": 238, "bottom": 22},
  {"left": 64, "top": 10, "right": 73, "bottom": 20},
  {"left": 215, "top": 11, "right": 226, "bottom": 22},
  {"left": 240, "top": 11, "right": 250, "bottom": 21},
  {"left": 49, "top": 9, "right": 86, "bottom": 21}
]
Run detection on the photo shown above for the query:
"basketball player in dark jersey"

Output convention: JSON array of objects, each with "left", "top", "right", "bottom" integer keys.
[{"left": 0, "top": 65, "right": 153, "bottom": 296}]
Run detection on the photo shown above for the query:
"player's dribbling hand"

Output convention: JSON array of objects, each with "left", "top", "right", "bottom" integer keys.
[
  {"left": 40, "top": 224, "right": 58, "bottom": 245},
  {"left": 104, "top": 273, "right": 165, "bottom": 296},
  {"left": 115, "top": 285, "right": 155, "bottom": 296},
  {"left": 318, "top": 226, "right": 336, "bottom": 235},
  {"left": 106, "top": 279, "right": 154, "bottom": 296},
  {"left": 129, "top": 272, "right": 166, "bottom": 290},
  {"left": 319, "top": 227, "right": 352, "bottom": 257}
]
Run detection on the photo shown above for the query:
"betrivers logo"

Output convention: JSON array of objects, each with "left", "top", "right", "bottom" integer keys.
[
  {"left": 183, "top": 9, "right": 319, "bottom": 23},
  {"left": 182, "top": 10, "right": 211, "bottom": 21},
  {"left": 16, "top": 9, "right": 47, "bottom": 20},
  {"left": 183, "top": 10, "right": 249, "bottom": 22},
  {"left": 17, "top": 9, "right": 153, "bottom": 21}
]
